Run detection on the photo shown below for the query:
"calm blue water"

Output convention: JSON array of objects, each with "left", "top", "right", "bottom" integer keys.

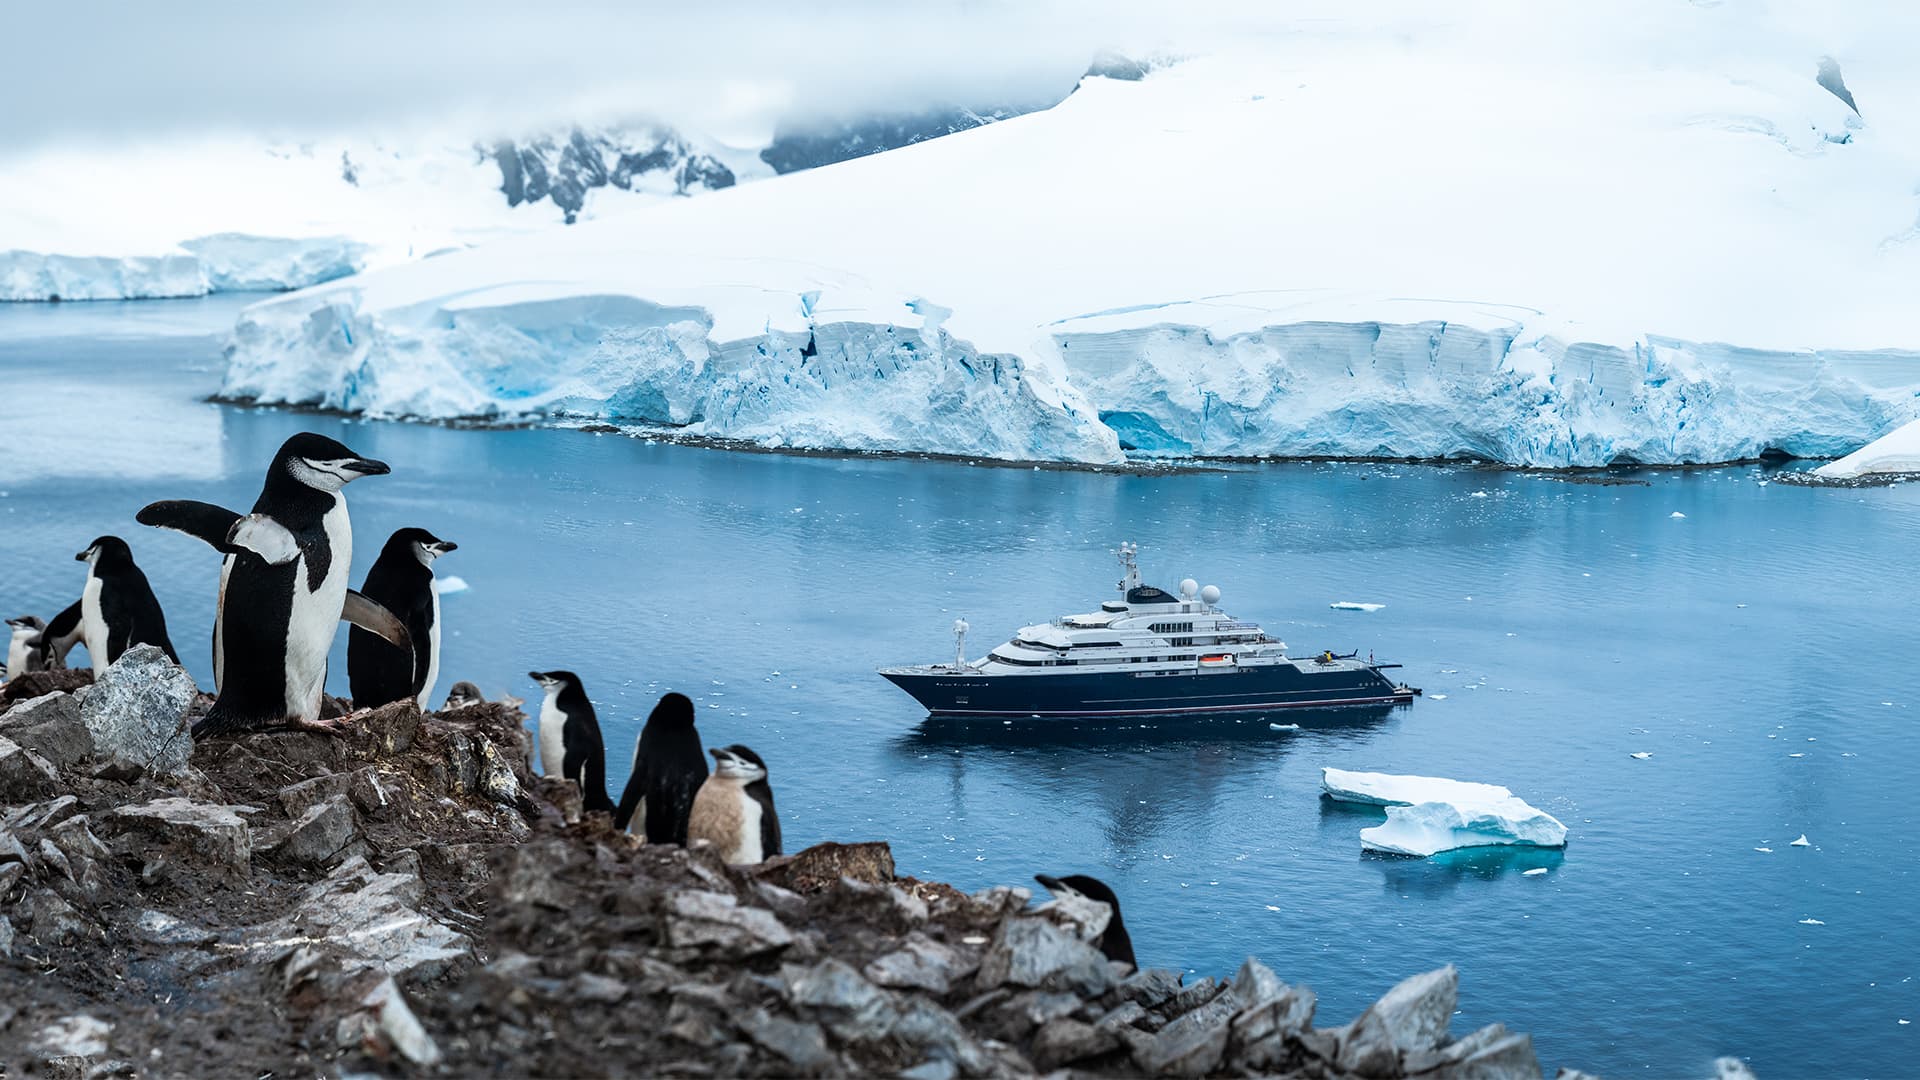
[{"left": 2, "top": 299, "right": 1915, "bottom": 1077}]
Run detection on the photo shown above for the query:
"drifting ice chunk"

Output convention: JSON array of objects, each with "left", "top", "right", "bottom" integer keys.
[
  {"left": 1814, "top": 418, "right": 1920, "bottom": 480},
  {"left": 1630, "top": 752, "right": 1652, "bottom": 760},
  {"left": 1321, "top": 768, "right": 1569, "bottom": 857},
  {"left": 434, "top": 576, "right": 470, "bottom": 595},
  {"left": 1670, "top": 512, "right": 1687, "bottom": 519},
  {"left": 1790, "top": 834, "right": 1810, "bottom": 847},
  {"left": 1330, "top": 601, "right": 1386, "bottom": 612}
]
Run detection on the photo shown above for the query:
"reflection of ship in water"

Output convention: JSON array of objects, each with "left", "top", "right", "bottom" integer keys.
[{"left": 893, "top": 705, "right": 1404, "bottom": 859}]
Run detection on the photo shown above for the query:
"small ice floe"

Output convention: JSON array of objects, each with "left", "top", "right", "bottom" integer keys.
[
  {"left": 1900, "top": 1019, "right": 1911, "bottom": 1026},
  {"left": 1754, "top": 847, "right": 1773, "bottom": 853},
  {"left": 1470, "top": 490, "right": 1490, "bottom": 498},
  {"left": 1670, "top": 511, "right": 1687, "bottom": 519},
  {"left": 1321, "top": 768, "right": 1567, "bottom": 857},
  {"left": 1269, "top": 722, "right": 1301, "bottom": 731},
  {"left": 1522, "top": 867, "right": 1549, "bottom": 877},
  {"left": 434, "top": 576, "right": 470, "bottom": 595},
  {"left": 1330, "top": 601, "right": 1386, "bottom": 612},
  {"left": 1790, "top": 834, "right": 1811, "bottom": 847},
  {"left": 1430, "top": 694, "right": 1449, "bottom": 700},
  {"left": 1789, "top": 753, "right": 1805, "bottom": 759},
  {"left": 1630, "top": 752, "right": 1653, "bottom": 760},
  {"left": 1265, "top": 905, "right": 1281, "bottom": 912},
  {"left": 1799, "top": 918, "right": 1826, "bottom": 926}
]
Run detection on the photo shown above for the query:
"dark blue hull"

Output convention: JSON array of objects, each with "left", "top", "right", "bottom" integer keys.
[{"left": 880, "top": 661, "right": 1414, "bottom": 718}]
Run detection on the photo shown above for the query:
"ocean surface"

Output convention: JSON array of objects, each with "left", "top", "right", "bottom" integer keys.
[{"left": 3, "top": 297, "right": 1915, "bottom": 1077}]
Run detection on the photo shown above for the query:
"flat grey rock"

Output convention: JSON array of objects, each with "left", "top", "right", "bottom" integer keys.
[{"left": 78, "top": 646, "right": 197, "bottom": 779}]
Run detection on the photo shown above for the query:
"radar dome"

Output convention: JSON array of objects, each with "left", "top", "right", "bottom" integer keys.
[
  {"left": 953, "top": 619, "right": 970, "bottom": 634},
  {"left": 1200, "top": 585, "right": 1222, "bottom": 605},
  {"left": 1179, "top": 578, "right": 1199, "bottom": 599}
]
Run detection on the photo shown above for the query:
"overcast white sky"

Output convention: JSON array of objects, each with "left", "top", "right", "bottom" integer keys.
[{"left": 2, "top": 1, "right": 1210, "bottom": 149}]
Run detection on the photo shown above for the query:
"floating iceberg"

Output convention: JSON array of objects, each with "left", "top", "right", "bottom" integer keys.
[
  {"left": 1330, "top": 602, "right": 1386, "bottom": 612},
  {"left": 1813, "top": 418, "right": 1920, "bottom": 480},
  {"left": 1321, "top": 767, "right": 1569, "bottom": 857}
]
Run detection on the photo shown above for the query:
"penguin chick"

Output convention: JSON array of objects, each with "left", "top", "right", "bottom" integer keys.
[
  {"left": 444, "top": 681, "right": 485, "bottom": 710},
  {"left": 528, "top": 670, "right": 614, "bottom": 814},
  {"left": 686, "top": 745, "right": 781, "bottom": 865},
  {"left": 613, "top": 692, "right": 708, "bottom": 844},
  {"left": 1034, "top": 873, "right": 1137, "bottom": 972}
]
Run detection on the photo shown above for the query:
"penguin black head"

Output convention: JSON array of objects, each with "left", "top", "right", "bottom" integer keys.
[
  {"left": 384, "top": 527, "right": 457, "bottom": 565},
  {"left": 529, "top": 670, "right": 583, "bottom": 693},
  {"left": 710, "top": 744, "right": 768, "bottom": 782},
  {"left": 6, "top": 615, "right": 46, "bottom": 633},
  {"left": 648, "top": 692, "right": 698, "bottom": 729},
  {"left": 445, "top": 681, "right": 484, "bottom": 708},
  {"left": 75, "top": 535, "right": 135, "bottom": 568},
  {"left": 1035, "top": 873, "right": 1137, "bottom": 971},
  {"left": 275, "top": 432, "right": 391, "bottom": 492}
]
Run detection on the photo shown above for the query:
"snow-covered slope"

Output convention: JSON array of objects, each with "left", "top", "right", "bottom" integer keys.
[
  {"left": 222, "top": 2, "right": 1920, "bottom": 466},
  {"left": 1813, "top": 417, "right": 1920, "bottom": 478}
]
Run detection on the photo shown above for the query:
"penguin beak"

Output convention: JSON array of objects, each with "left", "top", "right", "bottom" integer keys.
[
  {"left": 343, "top": 458, "right": 390, "bottom": 476},
  {"left": 527, "top": 671, "right": 544, "bottom": 682},
  {"left": 436, "top": 541, "right": 458, "bottom": 554},
  {"left": 73, "top": 548, "right": 90, "bottom": 562},
  {"left": 1034, "top": 874, "right": 1066, "bottom": 894}
]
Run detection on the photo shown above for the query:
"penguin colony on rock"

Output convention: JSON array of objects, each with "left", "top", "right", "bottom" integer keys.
[{"left": 3, "top": 431, "right": 1138, "bottom": 963}]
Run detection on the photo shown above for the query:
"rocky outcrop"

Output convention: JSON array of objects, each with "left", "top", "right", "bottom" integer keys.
[{"left": 0, "top": 674, "right": 1657, "bottom": 1078}]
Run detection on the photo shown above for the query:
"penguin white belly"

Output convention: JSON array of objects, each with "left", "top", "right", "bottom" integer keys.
[
  {"left": 81, "top": 572, "right": 109, "bottom": 676},
  {"left": 416, "top": 587, "right": 442, "bottom": 709},
  {"left": 732, "top": 791, "right": 764, "bottom": 864},
  {"left": 6, "top": 630, "right": 32, "bottom": 679},
  {"left": 538, "top": 695, "right": 567, "bottom": 778},
  {"left": 282, "top": 498, "right": 352, "bottom": 721},
  {"left": 214, "top": 555, "right": 234, "bottom": 692}
]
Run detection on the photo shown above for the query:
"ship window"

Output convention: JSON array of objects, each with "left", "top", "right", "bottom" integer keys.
[{"left": 1072, "top": 640, "right": 1122, "bottom": 649}]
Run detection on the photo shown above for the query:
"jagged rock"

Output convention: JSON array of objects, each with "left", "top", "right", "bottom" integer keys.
[
  {"left": 0, "top": 691, "right": 92, "bottom": 767},
  {"left": 570, "top": 972, "right": 628, "bottom": 1004},
  {"left": 5, "top": 794, "right": 80, "bottom": 833},
  {"left": 270, "top": 793, "right": 359, "bottom": 866},
  {"left": 0, "top": 860, "right": 24, "bottom": 900},
  {"left": 1336, "top": 966, "right": 1460, "bottom": 1077},
  {"left": 1160, "top": 976, "right": 1227, "bottom": 1017},
  {"left": 784, "top": 957, "right": 896, "bottom": 1041},
  {"left": 1133, "top": 1004, "right": 1232, "bottom": 1077},
  {"left": 0, "top": 914, "right": 13, "bottom": 957},
  {"left": 135, "top": 909, "right": 218, "bottom": 947},
  {"left": 891, "top": 997, "right": 993, "bottom": 1075},
  {"left": 1033, "top": 1016, "right": 1122, "bottom": 1068},
  {"left": 755, "top": 840, "right": 896, "bottom": 894},
  {"left": 77, "top": 645, "right": 196, "bottom": 779},
  {"left": 1400, "top": 1023, "right": 1543, "bottom": 1079},
  {"left": 349, "top": 700, "right": 420, "bottom": 756},
  {"left": 475, "top": 735, "right": 522, "bottom": 805},
  {"left": 1714, "top": 1059, "right": 1760, "bottom": 1080},
  {"left": 277, "top": 772, "right": 352, "bottom": 817},
  {"left": 0, "top": 736, "right": 58, "bottom": 799},
  {"left": 976, "top": 916, "right": 1117, "bottom": 997},
  {"left": 1229, "top": 982, "right": 1317, "bottom": 1070},
  {"left": 1116, "top": 967, "right": 1186, "bottom": 1010},
  {"left": 865, "top": 932, "right": 975, "bottom": 993},
  {"left": 244, "top": 856, "right": 467, "bottom": 977},
  {"left": 337, "top": 972, "right": 444, "bottom": 1066},
  {"left": 21, "top": 887, "right": 93, "bottom": 943},
  {"left": 899, "top": 1060, "right": 958, "bottom": 1080},
  {"left": 663, "top": 889, "right": 794, "bottom": 956},
  {"left": 739, "top": 1006, "right": 835, "bottom": 1070},
  {"left": 103, "top": 797, "right": 253, "bottom": 880}
]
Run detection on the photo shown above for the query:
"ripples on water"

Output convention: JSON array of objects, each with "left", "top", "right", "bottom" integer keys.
[{"left": 2, "top": 300, "right": 1916, "bottom": 1076}]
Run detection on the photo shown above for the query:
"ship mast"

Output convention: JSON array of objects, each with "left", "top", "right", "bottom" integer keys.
[{"left": 1116, "top": 541, "right": 1140, "bottom": 598}]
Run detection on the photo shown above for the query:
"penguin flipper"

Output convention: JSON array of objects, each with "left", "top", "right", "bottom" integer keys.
[
  {"left": 342, "top": 590, "right": 412, "bottom": 653},
  {"left": 226, "top": 514, "right": 301, "bottom": 565},
  {"left": 43, "top": 601, "right": 82, "bottom": 664},
  {"left": 137, "top": 500, "right": 242, "bottom": 553}
]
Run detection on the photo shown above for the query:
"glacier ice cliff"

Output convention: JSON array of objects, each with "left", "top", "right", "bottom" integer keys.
[
  {"left": 1320, "top": 768, "right": 1569, "bottom": 857},
  {"left": 2, "top": 234, "right": 369, "bottom": 302}
]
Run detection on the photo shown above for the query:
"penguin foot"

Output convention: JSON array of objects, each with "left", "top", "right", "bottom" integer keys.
[{"left": 288, "top": 710, "right": 369, "bottom": 735}]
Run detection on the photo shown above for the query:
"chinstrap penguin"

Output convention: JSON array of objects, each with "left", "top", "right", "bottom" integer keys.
[
  {"left": 444, "top": 681, "right": 484, "bottom": 709},
  {"left": 1034, "top": 874, "right": 1136, "bottom": 972},
  {"left": 137, "top": 431, "right": 410, "bottom": 735},
  {"left": 36, "top": 601, "right": 85, "bottom": 671},
  {"left": 528, "top": 670, "right": 614, "bottom": 813},
  {"left": 74, "top": 536, "right": 180, "bottom": 676},
  {"left": 349, "top": 528, "right": 457, "bottom": 709},
  {"left": 5, "top": 616, "right": 46, "bottom": 679},
  {"left": 686, "top": 744, "right": 781, "bottom": 865},
  {"left": 614, "top": 692, "right": 708, "bottom": 843}
]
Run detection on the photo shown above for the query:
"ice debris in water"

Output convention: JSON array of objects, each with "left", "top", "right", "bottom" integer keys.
[
  {"left": 1329, "top": 601, "right": 1386, "bottom": 612},
  {"left": 1320, "top": 768, "right": 1568, "bottom": 856},
  {"left": 1800, "top": 918, "right": 1826, "bottom": 926},
  {"left": 1791, "top": 834, "right": 1811, "bottom": 847},
  {"left": 1670, "top": 511, "right": 1687, "bottom": 519},
  {"left": 1269, "top": 722, "right": 1301, "bottom": 731},
  {"left": 1522, "top": 867, "right": 1548, "bottom": 877},
  {"left": 1630, "top": 752, "right": 1652, "bottom": 760},
  {"left": 1430, "top": 694, "right": 1448, "bottom": 700},
  {"left": 1754, "top": 847, "right": 1773, "bottom": 853},
  {"left": 434, "top": 576, "right": 470, "bottom": 595}
]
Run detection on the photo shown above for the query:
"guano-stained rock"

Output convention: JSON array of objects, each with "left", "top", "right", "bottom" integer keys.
[
  {"left": 103, "top": 797, "right": 253, "bottom": 879},
  {"left": 78, "top": 645, "right": 196, "bottom": 778}
]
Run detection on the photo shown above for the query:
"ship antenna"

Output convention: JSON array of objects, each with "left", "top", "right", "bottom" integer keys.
[
  {"left": 953, "top": 618, "right": 970, "bottom": 668},
  {"left": 1116, "top": 541, "right": 1140, "bottom": 597}
]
